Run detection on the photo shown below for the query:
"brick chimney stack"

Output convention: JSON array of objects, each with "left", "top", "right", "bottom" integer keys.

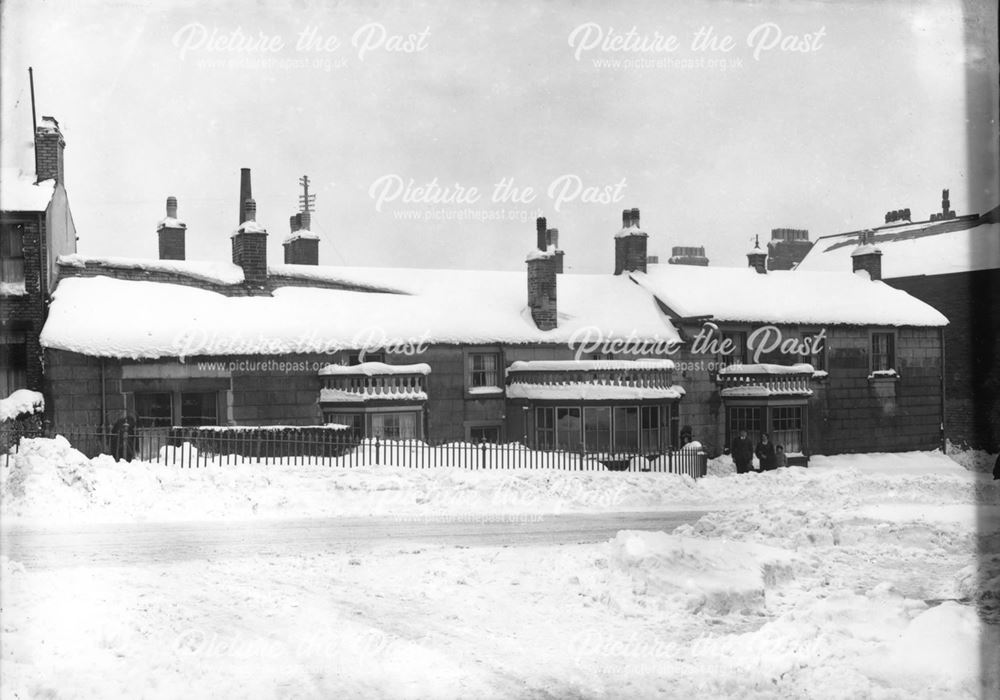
[
  {"left": 35, "top": 116, "right": 65, "bottom": 185},
  {"left": 527, "top": 216, "right": 557, "bottom": 330},
  {"left": 747, "top": 235, "right": 768, "bottom": 274},
  {"left": 851, "top": 230, "right": 883, "bottom": 280},
  {"left": 157, "top": 196, "right": 187, "bottom": 260},
  {"left": 232, "top": 174, "right": 269, "bottom": 288},
  {"left": 283, "top": 212, "right": 319, "bottom": 265},
  {"left": 614, "top": 207, "right": 648, "bottom": 275}
]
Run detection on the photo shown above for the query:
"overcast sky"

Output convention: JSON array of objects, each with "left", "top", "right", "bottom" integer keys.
[{"left": 2, "top": 0, "right": 997, "bottom": 273}]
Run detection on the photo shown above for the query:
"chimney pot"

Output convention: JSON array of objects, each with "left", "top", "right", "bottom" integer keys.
[
  {"left": 630, "top": 208, "right": 640, "bottom": 227},
  {"left": 245, "top": 198, "right": 256, "bottom": 222},
  {"left": 289, "top": 215, "right": 300, "bottom": 233},
  {"left": 622, "top": 209, "right": 631, "bottom": 227},
  {"left": 239, "top": 168, "right": 252, "bottom": 224},
  {"left": 547, "top": 228, "right": 559, "bottom": 249},
  {"left": 166, "top": 196, "right": 178, "bottom": 218},
  {"left": 536, "top": 217, "right": 548, "bottom": 251}
]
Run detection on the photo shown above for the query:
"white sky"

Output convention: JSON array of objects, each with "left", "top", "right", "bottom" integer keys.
[{"left": 1, "top": 0, "right": 997, "bottom": 272}]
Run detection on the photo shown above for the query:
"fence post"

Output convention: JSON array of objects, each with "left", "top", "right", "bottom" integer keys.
[{"left": 374, "top": 437, "right": 380, "bottom": 466}]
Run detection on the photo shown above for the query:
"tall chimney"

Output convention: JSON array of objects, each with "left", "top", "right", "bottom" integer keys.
[
  {"left": 851, "top": 231, "right": 883, "bottom": 281},
  {"left": 35, "top": 116, "right": 65, "bottom": 185},
  {"left": 232, "top": 189, "right": 269, "bottom": 288},
  {"left": 614, "top": 207, "right": 648, "bottom": 275},
  {"left": 747, "top": 235, "right": 767, "bottom": 274},
  {"left": 157, "top": 196, "right": 187, "bottom": 260},
  {"left": 527, "top": 218, "right": 557, "bottom": 330},
  {"left": 239, "top": 168, "right": 252, "bottom": 224}
]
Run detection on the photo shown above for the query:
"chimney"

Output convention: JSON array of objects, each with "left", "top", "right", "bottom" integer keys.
[
  {"left": 238, "top": 167, "right": 252, "bottom": 225},
  {"left": 35, "top": 116, "right": 65, "bottom": 185},
  {"left": 283, "top": 212, "right": 319, "bottom": 265},
  {"left": 766, "top": 228, "right": 811, "bottom": 270},
  {"left": 157, "top": 196, "right": 187, "bottom": 260},
  {"left": 614, "top": 207, "right": 648, "bottom": 275},
  {"left": 747, "top": 235, "right": 767, "bottom": 274},
  {"left": 851, "top": 231, "right": 882, "bottom": 281},
  {"left": 232, "top": 186, "right": 268, "bottom": 287},
  {"left": 668, "top": 246, "right": 709, "bottom": 266},
  {"left": 527, "top": 218, "right": 557, "bottom": 330}
]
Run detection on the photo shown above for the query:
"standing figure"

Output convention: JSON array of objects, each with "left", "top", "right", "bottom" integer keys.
[
  {"left": 774, "top": 444, "right": 788, "bottom": 468},
  {"left": 755, "top": 432, "right": 777, "bottom": 471},
  {"left": 731, "top": 429, "right": 755, "bottom": 475}
]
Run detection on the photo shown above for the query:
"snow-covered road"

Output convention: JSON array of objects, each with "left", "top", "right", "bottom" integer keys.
[{"left": 1, "top": 511, "right": 708, "bottom": 569}]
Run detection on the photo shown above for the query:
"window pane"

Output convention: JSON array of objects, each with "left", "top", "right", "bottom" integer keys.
[
  {"left": 640, "top": 406, "right": 661, "bottom": 452},
  {"left": 556, "top": 407, "right": 581, "bottom": 451},
  {"left": 135, "top": 392, "right": 172, "bottom": 428},
  {"left": 535, "top": 407, "right": 555, "bottom": 449},
  {"left": 613, "top": 406, "right": 638, "bottom": 452},
  {"left": 470, "top": 353, "right": 498, "bottom": 387},
  {"left": 872, "top": 333, "right": 894, "bottom": 371},
  {"left": 181, "top": 392, "right": 217, "bottom": 427},
  {"left": 584, "top": 407, "right": 611, "bottom": 453},
  {"left": 771, "top": 406, "right": 803, "bottom": 454}
]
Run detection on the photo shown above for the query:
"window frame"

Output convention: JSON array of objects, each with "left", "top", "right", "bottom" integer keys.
[
  {"left": 0, "top": 222, "right": 26, "bottom": 285},
  {"left": 467, "top": 351, "right": 501, "bottom": 390},
  {"left": 869, "top": 330, "right": 897, "bottom": 373},
  {"left": 799, "top": 328, "right": 827, "bottom": 372}
]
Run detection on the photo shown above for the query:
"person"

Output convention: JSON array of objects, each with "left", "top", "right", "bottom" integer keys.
[
  {"left": 731, "top": 429, "right": 755, "bottom": 475},
  {"left": 755, "top": 432, "right": 777, "bottom": 471},
  {"left": 774, "top": 444, "right": 788, "bottom": 469},
  {"left": 993, "top": 453, "right": 1000, "bottom": 481}
]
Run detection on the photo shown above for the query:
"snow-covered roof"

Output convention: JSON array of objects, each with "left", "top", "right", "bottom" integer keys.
[
  {"left": 319, "top": 362, "right": 431, "bottom": 376},
  {"left": 718, "top": 363, "right": 814, "bottom": 376},
  {"left": 506, "top": 383, "right": 685, "bottom": 401},
  {"left": 629, "top": 266, "right": 947, "bottom": 327},
  {"left": 41, "top": 266, "right": 681, "bottom": 359},
  {"left": 0, "top": 167, "right": 55, "bottom": 212},
  {"left": 797, "top": 214, "right": 999, "bottom": 277},
  {"left": 57, "top": 254, "right": 245, "bottom": 285},
  {"left": 507, "top": 360, "right": 674, "bottom": 373}
]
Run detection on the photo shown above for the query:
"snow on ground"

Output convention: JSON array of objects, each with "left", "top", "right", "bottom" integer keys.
[{"left": 2, "top": 438, "right": 998, "bottom": 698}]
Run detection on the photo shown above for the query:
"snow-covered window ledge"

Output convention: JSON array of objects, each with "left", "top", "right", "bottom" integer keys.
[
  {"left": 867, "top": 369, "right": 900, "bottom": 382},
  {"left": 467, "top": 386, "right": 505, "bottom": 397},
  {"left": 811, "top": 370, "right": 829, "bottom": 380}
]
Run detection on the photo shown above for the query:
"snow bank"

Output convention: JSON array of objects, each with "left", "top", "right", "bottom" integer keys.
[
  {"left": 605, "top": 531, "right": 797, "bottom": 614},
  {"left": 0, "top": 389, "right": 44, "bottom": 421}
]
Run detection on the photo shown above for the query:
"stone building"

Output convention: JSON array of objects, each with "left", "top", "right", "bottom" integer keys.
[
  {"left": 0, "top": 116, "right": 77, "bottom": 395},
  {"left": 797, "top": 191, "right": 1000, "bottom": 450},
  {"left": 37, "top": 172, "right": 948, "bottom": 459}
]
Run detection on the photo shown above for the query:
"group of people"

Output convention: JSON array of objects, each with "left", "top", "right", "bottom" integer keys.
[{"left": 731, "top": 430, "right": 787, "bottom": 474}]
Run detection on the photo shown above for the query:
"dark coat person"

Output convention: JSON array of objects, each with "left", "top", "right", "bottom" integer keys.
[
  {"left": 731, "top": 430, "right": 755, "bottom": 474},
  {"left": 111, "top": 414, "right": 138, "bottom": 463},
  {"left": 755, "top": 433, "right": 777, "bottom": 471}
]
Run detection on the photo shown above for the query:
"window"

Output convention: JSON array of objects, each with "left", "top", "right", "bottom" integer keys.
[
  {"left": 612, "top": 406, "right": 639, "bottom": 452},
  {"left": 371, "top": 412, "right": 418, "bottom": 439},
  {"left": 555, "top": 407, "right": 581, "bottom": 451},
  {"left": 584, "top": 407, "right": 611, "bottom": 453},
  {"left": 0, "top": 335, "right": 27, "bottom": 397},
  {"left": 1, "top": 223, "right": 25, "bottom": 285},
  {"left": 871, "top": 332, "right": 895, "bottom": 372},
  {"left": 349, "top": 351, "right": 384, "bottom": 365},
  {"left": 640, "top": 406, "right": 663, "bottom": 452},
  {"left": 181, "top": 392, "right": 218, "bottom": 426},
  {"left": 469, "top": 425, "right": 502, "bottom": 443},
  {"left": 771, "top": 406, "right": 803, "bottom": 454},
  {"left": 135, "top": 392, "right": 172, "bottom": 428},
  {"left": 535, "top": 407, "right": 555, "bottom": 449},
  {"left": 800, "top": 330, "right": 827, "bottom": 372},
  {"left": 720, "top": 331, "right": 748, "bottom": 367},
  {"left": 325, "top": 413, "right": 363, "bottom": 435},
  {"left": 468, "top": 353, "right": 500, "bottom": 388}
]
